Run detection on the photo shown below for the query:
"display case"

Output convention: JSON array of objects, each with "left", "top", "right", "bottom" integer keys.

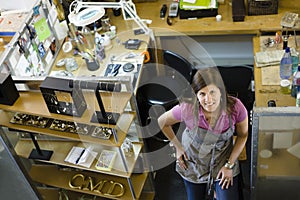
[
  {"left": 251, "top": 107, "right": 300, "bottom": 200},
  {"left": 0, "top": 75, "right": 154, "bottom": 199},
  {"left": 0, "top": 0, "right": 62, "bottom": 81}
]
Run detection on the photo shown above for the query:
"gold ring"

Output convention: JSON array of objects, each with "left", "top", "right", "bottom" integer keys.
[{"left": 224, "top": 179, "right": 228, "bottom": 182}]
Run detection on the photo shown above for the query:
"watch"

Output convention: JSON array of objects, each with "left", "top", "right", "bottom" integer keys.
[{"left": 224, "top": 160, "right": 235, "bottom": 169}]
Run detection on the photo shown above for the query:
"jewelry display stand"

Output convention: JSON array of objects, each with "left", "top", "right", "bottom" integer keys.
[
  {"left": 90, "top": 83, "right": 120, "bottom": 125},
  {"left": 28, "top": 133, "right": 53, "bottom": 160}
]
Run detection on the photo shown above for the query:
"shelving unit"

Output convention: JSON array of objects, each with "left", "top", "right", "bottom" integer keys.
[
  {"left": 0, "top": 0, "right": 62, "bottom": 80},
  {"left": 0, "top": 77, "right": 154, "bottom": 199},
  {"left": 0, "top": 0, "right": 154, "bottom": 198}
]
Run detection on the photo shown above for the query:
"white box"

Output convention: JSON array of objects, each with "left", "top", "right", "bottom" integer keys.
[{"left": 273, "top": 132, "right": 293, "bottom": 149}]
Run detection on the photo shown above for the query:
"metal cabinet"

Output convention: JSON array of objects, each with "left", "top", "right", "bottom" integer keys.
[{"left": 251, "top": 107, "right": 300, "bottom": 200}]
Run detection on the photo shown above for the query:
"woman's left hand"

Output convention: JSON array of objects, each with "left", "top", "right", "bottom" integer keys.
[{"left": 217, "top": 166, "right": 233, "bottom": 189}]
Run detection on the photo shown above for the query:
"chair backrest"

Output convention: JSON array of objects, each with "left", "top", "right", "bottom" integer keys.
[
  {"left": 163, "top": 50, "right": 194, "bottom": 83},
  {"left": 217, "top": 65, "right": 254, "bottom": 111}
]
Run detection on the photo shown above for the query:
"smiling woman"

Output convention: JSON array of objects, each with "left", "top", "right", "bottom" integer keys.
[{"left": 157, "top": 67, "right": 249, "bottom": 200}]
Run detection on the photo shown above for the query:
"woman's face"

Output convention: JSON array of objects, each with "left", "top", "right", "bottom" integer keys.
[{"left": 197, "top": 84, "right": 222, "bottom": 112}]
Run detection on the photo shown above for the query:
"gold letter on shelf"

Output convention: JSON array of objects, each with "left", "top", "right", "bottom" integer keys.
[{"left": 68, "top": 174, "right": 125, "bottom": 197}]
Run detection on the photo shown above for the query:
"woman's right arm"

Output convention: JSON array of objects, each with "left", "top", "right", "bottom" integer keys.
[
  {"left": 157, "top": 109, "right": 181, "bottom": 148},
  {"left": 158, "top": 110, "right": 188, "bottom": 166}
]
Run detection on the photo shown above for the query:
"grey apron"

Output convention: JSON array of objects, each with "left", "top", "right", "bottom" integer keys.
[{"left": 176, "top": 116, "right": 240, "bottom": 184}]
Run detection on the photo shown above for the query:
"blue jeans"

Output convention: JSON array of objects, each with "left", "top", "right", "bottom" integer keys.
[{"left": 183, "top": 176, "right": 239, "bottom": 200}]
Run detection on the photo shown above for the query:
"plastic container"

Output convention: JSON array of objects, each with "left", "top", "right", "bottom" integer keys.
[
  {"left": 280, "top": 47, "right": 292, "bottom": 79},
  {"left": 280, "top": 79, "right": 291, "bottom": 94}
]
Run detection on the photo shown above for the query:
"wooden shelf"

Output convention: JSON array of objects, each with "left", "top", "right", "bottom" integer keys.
[
  {"left": 0, "top": 91, "right": 132, "bottom": 125},
  {"left": 30, "top": 165, "right": 148, "bottom": 200},
  {"left": 38, "top": 187, "right": 155, "bottom": 200},
  {"left": 15, "top": 140, "right": 143, "bottom": 178},
  {"left": 0, "top": 111, "right": 135, "bottom": 146}
]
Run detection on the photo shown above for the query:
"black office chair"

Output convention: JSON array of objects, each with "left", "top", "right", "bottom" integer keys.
[
  {"left": 136, "top": 50, "right": 194, "bottom": 151},
  {"left": 217, "top": 65, "right": 254, "bottom": 112},
  {"left": 163, "top": 50, "right": 194, "bottom": 84},
  {"left": 217, "top": 65, "right": 255, "bottom": 200}
]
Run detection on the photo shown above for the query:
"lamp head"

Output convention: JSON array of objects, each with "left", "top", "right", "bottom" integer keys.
[{"left": 68, "top": 1, "right": 105, "bottom": 27}]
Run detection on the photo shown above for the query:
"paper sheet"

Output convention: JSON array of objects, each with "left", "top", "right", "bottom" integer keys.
[
  {"left": 255, "top": 50, "right": 284, "bottom": 67},
  {"left": 261, "top": 65, "right": 281, "bottom": 85},
  {"left": 34, "top": 17, "right": 51, "bottom": 42}
]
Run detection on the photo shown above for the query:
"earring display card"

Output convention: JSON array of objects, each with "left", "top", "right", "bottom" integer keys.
[
  {"left": 49, "top": 119, "right": 94, "bottom": 134},
  {"left": 95, "top": 150, "right": 117, "bottom": 171},
  {"left": 91, "top": 126, "right": 114, "bottom": 140},
  {"left": 10, "top": 113, "right": 52, "bottom": 128}
]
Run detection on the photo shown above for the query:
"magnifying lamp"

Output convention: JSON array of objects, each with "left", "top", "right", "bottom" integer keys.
[
  {"left": 68, "top": 7, "right": 105, "bottom": 27},
  {"left": 68, "top": 0, "right": 150, "bottom": 34}
]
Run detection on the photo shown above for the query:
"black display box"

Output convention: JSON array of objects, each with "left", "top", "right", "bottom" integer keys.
[
  {"left": 0, "top": 73, "right": 19, "bottom": 106},
  {"left": 179, "top": 8, "right": 218, "bottom": 19},
  {"left": 232, "top": 0, "right": 246, "bottom": 22},
  {"left": 40, "top": 77, "right": 87, "bottom": 117},
  {"left": 248, "top": 0, "right": 278, "bottom": 16}
]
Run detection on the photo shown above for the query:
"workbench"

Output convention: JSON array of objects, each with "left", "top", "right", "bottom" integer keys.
[{"left": 109, "top": 0, "right": 300, "bottom": 36}]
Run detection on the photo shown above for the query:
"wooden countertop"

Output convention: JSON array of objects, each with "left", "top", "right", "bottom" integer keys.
[
  {"left": 109, "top": 0, "right": 300, "bottom": 36},
  {"left": 253, "top": 36, "right": 296, "bottom": 107}
]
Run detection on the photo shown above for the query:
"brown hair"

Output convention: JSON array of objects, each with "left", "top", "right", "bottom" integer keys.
[{"left": 191, "top": 67, "right": 236, "bottom": 115}]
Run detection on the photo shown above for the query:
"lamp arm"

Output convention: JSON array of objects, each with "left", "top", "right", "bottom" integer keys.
[
  {"left": 72, "top": 1, "right": 122, "bottom": 13},
  {"left": 121, "top": 1, "right": 150, "bottom": 34}
]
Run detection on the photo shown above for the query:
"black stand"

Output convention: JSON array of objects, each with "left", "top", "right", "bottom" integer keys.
[
  {"left": 90, "top": 85, "right": 120, "bottom": 125},
  {"left": 91, "top": 111, "right": 120, "bottom": 124},
  {"left": 28, "top": 133, "right": 53, "bottom": 160}
]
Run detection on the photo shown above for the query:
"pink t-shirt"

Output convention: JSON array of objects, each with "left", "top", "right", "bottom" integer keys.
[{"left": 171, "top": 97, "right": 247, "bottom": 133}]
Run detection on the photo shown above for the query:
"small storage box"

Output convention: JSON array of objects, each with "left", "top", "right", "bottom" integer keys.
[
  {"left": 248, "top": 0, "right": 278, "bottom": 16},
  {"left": 232, "top": 0, "right": 246, "bottom": 22}
]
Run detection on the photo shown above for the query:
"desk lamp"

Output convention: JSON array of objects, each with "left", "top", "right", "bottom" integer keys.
[{"left": 68, "top": 0, "right": 150, "bottom": 34}]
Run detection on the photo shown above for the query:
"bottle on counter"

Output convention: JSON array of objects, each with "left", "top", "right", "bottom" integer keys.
[
  {"left": 291, "top": 48, "right": 299, "bottom": 74},
  {"left": 291, "top": 65, "right": 300, "bottom": 97},
  {"left": 296, "top": 89, "right": 300, "bottom": 107},
  {"left": 280, "top": 47, "right": 292, "bottom": 80}
]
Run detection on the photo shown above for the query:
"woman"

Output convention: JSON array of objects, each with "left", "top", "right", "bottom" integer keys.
[{"left": 158, "top": 67, "right": 248, "bottom": 200}]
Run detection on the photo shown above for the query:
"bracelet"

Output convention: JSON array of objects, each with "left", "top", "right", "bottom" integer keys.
[{"left": 224, "top": 160, "right": 235, "bottom": 169}]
